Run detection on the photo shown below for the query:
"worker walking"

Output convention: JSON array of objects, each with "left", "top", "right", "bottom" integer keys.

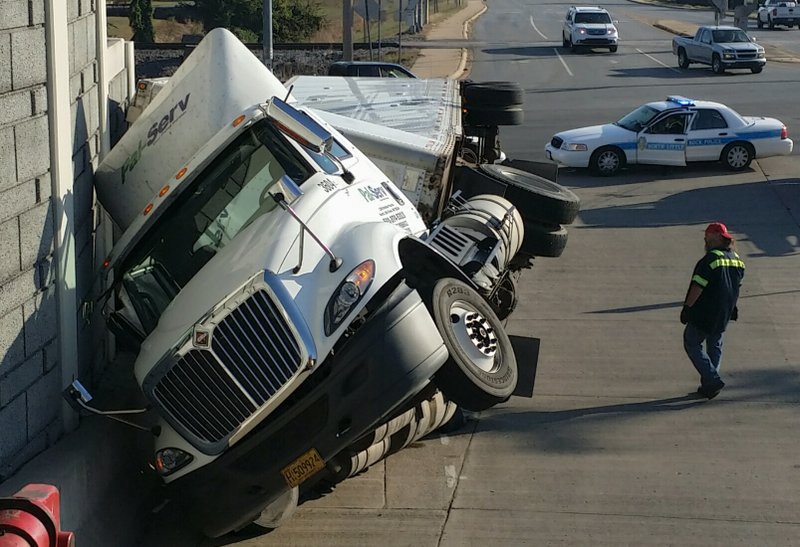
[{"left": 680, "top": 222, "right": 745, "bottom": 399}]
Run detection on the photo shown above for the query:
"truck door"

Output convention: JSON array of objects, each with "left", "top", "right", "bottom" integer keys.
[
  {"left": 696, "top": 29, "right": 713, "bottom": 64},
  {"left": 636, "top": 112, "right": 693, "bottom": 166},
  {"left": 686, "top": 108, "right": 729, "bottom": 162}
]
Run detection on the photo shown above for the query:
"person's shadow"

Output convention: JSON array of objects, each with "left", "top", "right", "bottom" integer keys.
[{"left": 519, "top": 394, "right": 706, "bottom": 427}]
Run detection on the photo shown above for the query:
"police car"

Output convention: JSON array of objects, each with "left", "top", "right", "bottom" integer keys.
[{"left": 545, "top": 96, "right": 794, "bottom": 176}]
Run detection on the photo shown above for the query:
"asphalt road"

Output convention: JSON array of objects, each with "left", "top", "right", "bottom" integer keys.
[
  {"left": 136, "top": 1, "right": 800, "bottom": 545},
  {"left": 468, "top": 0, "right": 800, "bottom": 164}
]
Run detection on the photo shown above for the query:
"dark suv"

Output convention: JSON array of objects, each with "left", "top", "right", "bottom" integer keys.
[{"left": 328, "top": 61, "right": 417, "bottom": 78}]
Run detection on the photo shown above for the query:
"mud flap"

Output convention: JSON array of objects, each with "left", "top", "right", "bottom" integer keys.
[{"left": 509, "top": 335, "right": 540, "bottom": 398}]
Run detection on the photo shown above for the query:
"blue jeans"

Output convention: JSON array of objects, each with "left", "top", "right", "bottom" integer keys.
[{"left": 683, "top": 323, "right": 725, "bottom": 388}]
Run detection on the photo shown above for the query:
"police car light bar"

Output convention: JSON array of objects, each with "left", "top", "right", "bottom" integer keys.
[{"left": 666, "top": 96, "right": 694, "bottom": 107}]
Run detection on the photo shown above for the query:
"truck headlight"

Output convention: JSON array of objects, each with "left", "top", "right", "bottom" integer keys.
[
  {"left": 757, "top": 51, "right": 765, "bottom": 58},
  {"left": 578, "top": 28, "right": 587, "bottom": 35},
  {"left": 324, "top": 259, "right": 375, "bottom": 335},
  {"left": 565, "top": 143, "right": 588, "bottom": 151},
  {"left": 723, "top": 51, "right": 735, "bottom": 60},
  {"left": 154, "top": 448, "right": 193, "bottom": 476}
]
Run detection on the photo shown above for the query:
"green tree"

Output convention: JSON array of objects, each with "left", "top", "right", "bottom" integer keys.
[
  {"left": 129, "top": 0, "right": 155, "bottom": 42},
  {"left": 194, "top": 0, "right": 326, "bottom": 42}
]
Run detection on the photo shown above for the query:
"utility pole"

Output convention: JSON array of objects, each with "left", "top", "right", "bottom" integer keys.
[
  {"left": 343, "top": 0, "right": 354, "bottom": 61},
  {"left": 263, "top": 0, "right": 273, "bottom": 67}
]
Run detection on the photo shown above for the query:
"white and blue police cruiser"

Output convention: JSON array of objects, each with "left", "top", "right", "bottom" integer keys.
[{"left": 545, "top": 96, "right": 793, "bottom": 176}]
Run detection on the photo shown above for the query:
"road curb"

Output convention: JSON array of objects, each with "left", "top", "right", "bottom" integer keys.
[{"left": 448, "top": 2, "right": 488, "bottom": 80}]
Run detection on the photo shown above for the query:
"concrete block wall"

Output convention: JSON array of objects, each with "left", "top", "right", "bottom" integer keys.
[{"left": 0, "top": 0, "right": 131, "bottom": 479}]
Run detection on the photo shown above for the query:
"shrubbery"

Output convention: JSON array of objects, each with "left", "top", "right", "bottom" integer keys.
[{"left": 194, "top": 0, "right": 326, "bottom": 42}]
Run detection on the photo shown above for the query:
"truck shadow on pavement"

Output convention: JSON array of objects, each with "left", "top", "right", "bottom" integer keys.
[
  {"left": 609, "top": 66, "right": 725, "bottom": 78},
  {"left": 481, "top": 45, "right": 568, "bottom": 57},
  {"left": 575, "top": 179, "right": 800, "bottom": 256},
  {"left": 558, "top": 162, "right": 755, "bottom": 187}
]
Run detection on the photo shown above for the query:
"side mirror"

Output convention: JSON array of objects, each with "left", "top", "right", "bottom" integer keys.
[{"left": 264, "top": 97, "right": 333, "bottom": 154}]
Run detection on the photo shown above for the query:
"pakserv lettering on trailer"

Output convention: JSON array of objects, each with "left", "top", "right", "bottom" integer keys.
[{"left": 121, "top": 93, "right": 191, "bottom": 183}]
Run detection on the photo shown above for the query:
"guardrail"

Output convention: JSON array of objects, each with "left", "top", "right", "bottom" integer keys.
[{"left": 133, "top": 41, "right": 404, "bottom": 51}]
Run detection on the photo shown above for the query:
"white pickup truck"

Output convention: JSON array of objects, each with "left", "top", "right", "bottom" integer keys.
[
  {"left": 78, "top": 29, "right": 580, "bottom": 537},
  {"left": 672, "top": 25, "right": 766, "bottom": 74},
  {"left": 757, "top": 0, "right": 798, "bottom": 29}
]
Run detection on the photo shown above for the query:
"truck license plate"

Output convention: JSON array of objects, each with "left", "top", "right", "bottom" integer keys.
[{"left": 281, "top": 448, "right": 325, "bottom": 487}]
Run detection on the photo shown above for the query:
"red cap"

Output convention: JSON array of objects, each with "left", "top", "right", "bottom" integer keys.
[{"left": 705, "top": 222, "right": 732, "bottom": 239}]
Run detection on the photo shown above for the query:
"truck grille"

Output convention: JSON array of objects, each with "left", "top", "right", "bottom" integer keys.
[
  {"left": 149, "top": 289, "right": 303, "bottom": 453},
  {"left": 551, "top": 136, "right": 564, "bottom": 149},
  {"left": 736, "top": 51, "right": 758, "bottom": 60},
  {"left": 587, "top": 28, "right": 607, "bottom": 35}
]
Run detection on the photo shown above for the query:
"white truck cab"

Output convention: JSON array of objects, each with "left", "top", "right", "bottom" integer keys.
[{"left": 83, "top": 29, "right": 580, "bottom": 537}]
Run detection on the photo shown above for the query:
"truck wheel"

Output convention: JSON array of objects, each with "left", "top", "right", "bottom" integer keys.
[
  {"left": 711, "top": 55, "right": 725, "bottom": 74},
  {"left": 464, "top": 106, "right": 524, "bottom": 126},
  {"left": 721, "top": 142, "right": 754, "bottom": 170},
  {"left": 677, "top": 48, "right": 690, "bottom": 69},
  {"left": 751, "top": 66, "right": 763, "bottom": 74},
  {"left": 609, "top": 45, "right": 618, "bottom": 53},
  {"left": 562, "top": 34, "right": 569, "bottom": 48},
  {"left": 462, "top": 81, "right": 523, "bottom": 107},
  {"left": 757, "top": 17, "right": 764, "bottom": 29},
  {"left": 589, "top": 146, "right": 623, "bottom": 176},
  {"left": 768, "top": 17, "right": 774, "bottom": 29},
  {"left": 476, "top": 164, "right": 581, "bottom": 224},
  {"left": 520, "top": 221, "right": 569, "bottom": 258},
  {"left": 429, "top": 278, "right": 517, "bottom": 411}
]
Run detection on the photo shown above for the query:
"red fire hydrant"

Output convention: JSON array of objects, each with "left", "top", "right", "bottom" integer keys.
[{"left": 0, "top": 484, "right": 75, "bottom": 547}]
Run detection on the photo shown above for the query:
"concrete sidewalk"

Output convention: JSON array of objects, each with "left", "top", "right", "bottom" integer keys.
[{"left": 410, "top": 0, "right": 487, "bottom": 79}]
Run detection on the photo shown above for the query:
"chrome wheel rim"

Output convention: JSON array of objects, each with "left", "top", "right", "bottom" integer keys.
[
  {"left": 449, "top": 300, "right": 500, "bottom": 373},
  {"left": 598, "top": 151, "right": 619, "bottom": 174},
  {"left": 727, "top": 146, "right": 749, "bottom": 168}
]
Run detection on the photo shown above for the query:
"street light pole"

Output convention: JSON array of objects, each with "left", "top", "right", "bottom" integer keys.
[
  {"left": 263, "top": 0, "right": 273, "bottom": 67},
  {"left": 343, "top": 0, "right": 354, "bottom": 61}
]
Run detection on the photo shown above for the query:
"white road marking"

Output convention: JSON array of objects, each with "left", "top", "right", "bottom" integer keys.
[
  {"left": 445, "top": 464, "right": 458, "bottom": 488},
  {"left": 636, "top": 48, "right": 681, "bottom": 73},
  {"left": 553, "top": 48, "right": 574, "bottom": 77},
  {"left": 530, "top": 15, "right": 548, "bottom": 40}
]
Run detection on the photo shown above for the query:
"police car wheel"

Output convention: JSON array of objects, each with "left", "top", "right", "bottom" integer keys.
[
  {"left": 590, "top": 146, "right": 623, "bottom": 176},
  {"left": 722, "top": 142, "right": 753, "bottom": 171},
  {"left": 430, "top": 278, "right": 518, "bottom": 411}
]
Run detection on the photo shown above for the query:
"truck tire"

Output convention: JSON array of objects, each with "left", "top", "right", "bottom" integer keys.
[
  {"left": 721, "top": 142, "right": 754, "bottom": 170},
  {"left": 462, "top": 81, "right": 524, "bottom": 107},
  {"left": 429, "top": 278, "right": 518, "bottom": 411},
  {"left": 677, "top": 48, "right": 690, "bottom": 69},
  {"left": 768, "top": 17, "right": 775, "bottom": 29},
  {"left": 521, "top": 221, "right": 569, "bottom": 258},
  {"left": 711, "top": 54, "right": 725, "bottom": 74},
  {"left": 464, "top": 106, "right": 524, "bottom": 126},
  {"left": 609, "top": 45, "right": 618, "bottom": 53},
  {"left": 470, "top": 164, "right": 581, "bottom": 225},
  {"left": 589, "top": 146, "right": 624, "bottom": 176},
  {"left": 757, "top": 17, "right": 764, "bottom": 29},
  {"left": 751, "top": 66, "right": 763, "bottom": 74}
]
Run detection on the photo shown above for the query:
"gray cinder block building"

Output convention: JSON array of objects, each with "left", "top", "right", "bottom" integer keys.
[{"left": 0, "top": 0, "right": 134, "bottom": 479}]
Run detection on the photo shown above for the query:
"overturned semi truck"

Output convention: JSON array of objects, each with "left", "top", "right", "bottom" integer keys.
[{"left": 72, "top": 29, "right": 580, "bottom": 537}]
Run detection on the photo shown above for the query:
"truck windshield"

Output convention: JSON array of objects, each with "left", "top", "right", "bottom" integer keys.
[
  {"left": 118, "top": 120, "right": 314, "bottom": 334},
  {"left": 615, "top": 105, "right": 662, "bottom": 132},
  {"left": 712, "top": 30, "right": 751, "bottom": 43},
  {"left": 575, "top": 12, "right": 612, "bottom": 24}
]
